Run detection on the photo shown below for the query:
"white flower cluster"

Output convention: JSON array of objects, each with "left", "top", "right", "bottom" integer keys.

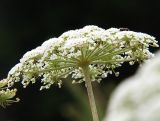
[
  {"left": 0, "top": 79, "right": 19, "bottom": 107},
  {"left": 3, "top": 25, "right": 158, "bottom": 91},
  {"left": 105, "top": 51, "right": 160, "bottom": 121}
]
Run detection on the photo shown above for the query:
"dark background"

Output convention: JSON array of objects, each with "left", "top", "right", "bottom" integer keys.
[{"left": 0, "top": 0, "right": 159, "bottom": 121}]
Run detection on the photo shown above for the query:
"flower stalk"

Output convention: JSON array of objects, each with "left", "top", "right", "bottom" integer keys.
[{"left": 83, "top": 66, "right": 99, "bottom": 121}]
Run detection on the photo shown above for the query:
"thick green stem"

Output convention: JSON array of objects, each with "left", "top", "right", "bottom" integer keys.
[{"left": 82, "top": 66, "right": 100, "bottom": 121}]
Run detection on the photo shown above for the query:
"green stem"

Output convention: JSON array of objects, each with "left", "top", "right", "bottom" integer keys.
[
  {"left": 91, "top": 57, "right": 136, "bottom": 64},
  {"left": 82, "top": 66, "right": 100, "bottom": 121}
]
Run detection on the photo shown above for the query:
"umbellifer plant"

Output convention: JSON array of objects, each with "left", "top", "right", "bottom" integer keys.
[{"left": 0, "top": 25, "right": 158, "bottom": 121}]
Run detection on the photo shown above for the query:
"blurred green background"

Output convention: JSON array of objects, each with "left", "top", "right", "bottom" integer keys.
[{"left": 0, "top": 0, "right": 159, "bottom": 121}]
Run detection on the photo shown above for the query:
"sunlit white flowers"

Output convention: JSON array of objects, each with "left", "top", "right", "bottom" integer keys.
[
  {"left": 0, "top": 25, "right": 158, "bottom": 108},
  {"left": 105, "top": 50, "right": 160, "bottom": 121}
]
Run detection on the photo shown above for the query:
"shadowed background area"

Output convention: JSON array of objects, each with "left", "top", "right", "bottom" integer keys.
[{"left": 0, "top": 0, "right": 159, "bottom": 121}]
